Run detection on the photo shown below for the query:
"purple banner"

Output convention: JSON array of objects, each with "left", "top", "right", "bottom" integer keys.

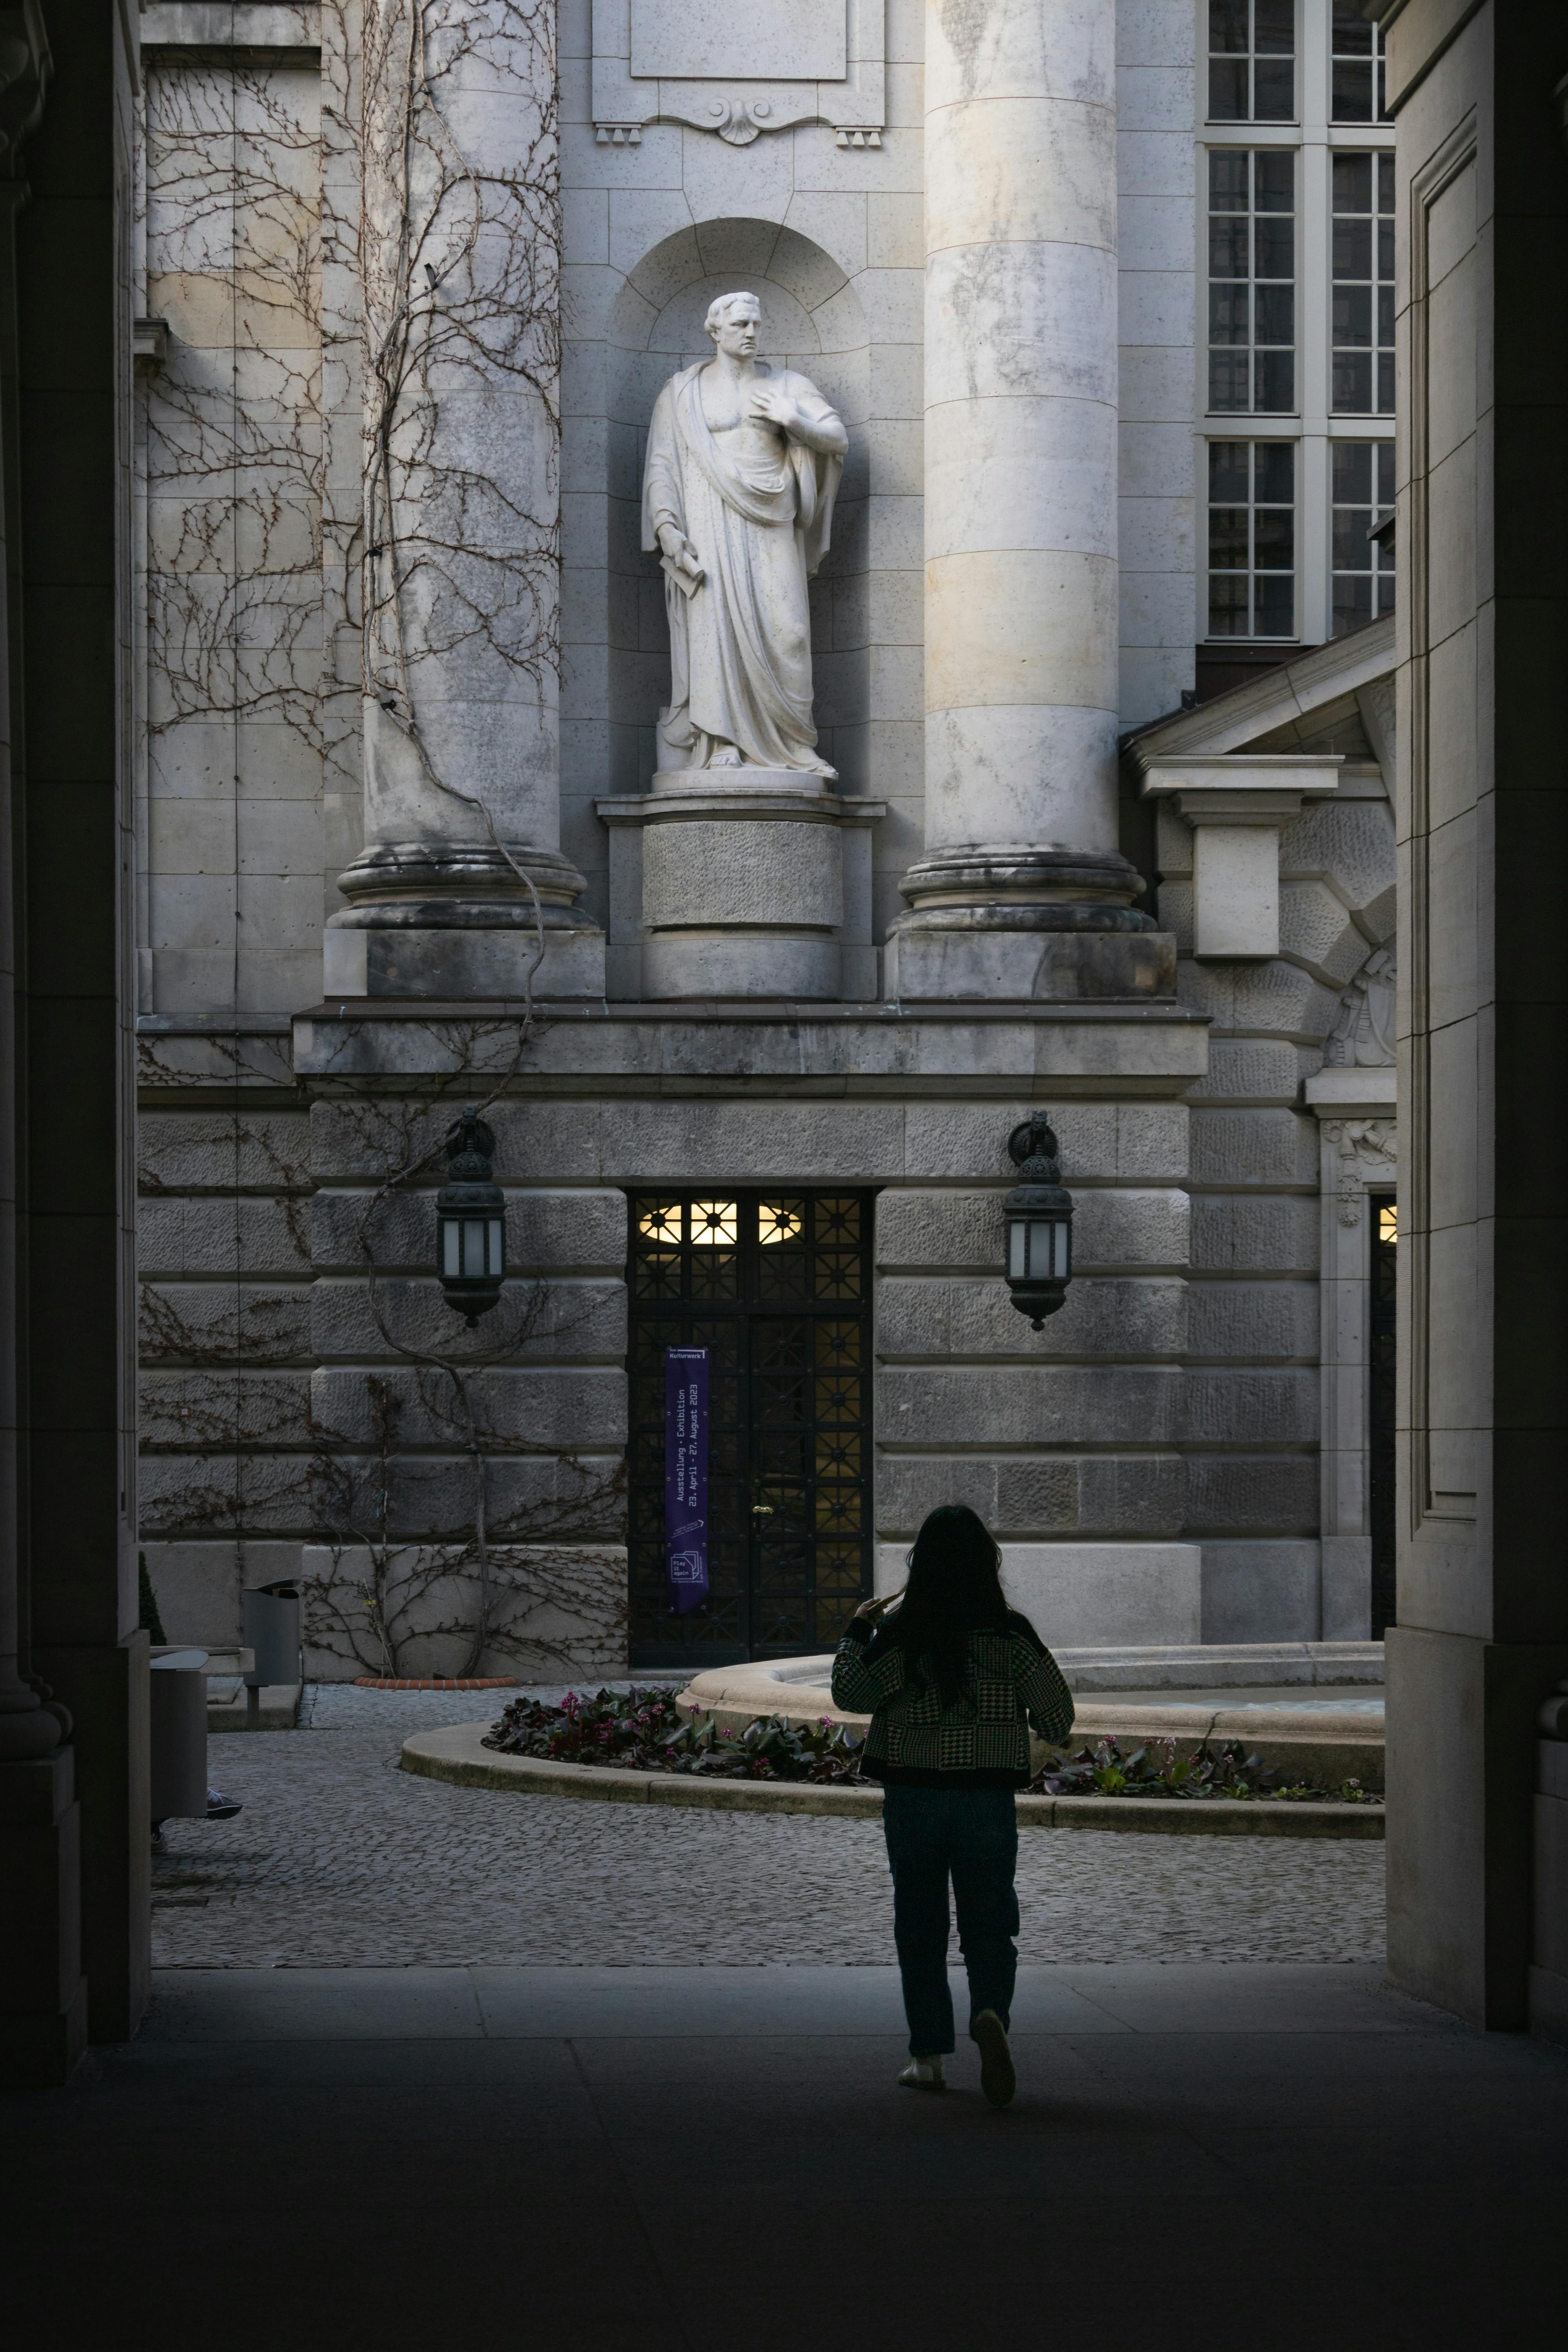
[{"left": 664, "top": 1345, "right": 710, "bottom": 1616}]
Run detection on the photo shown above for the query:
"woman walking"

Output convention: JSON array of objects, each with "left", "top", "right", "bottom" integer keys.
[{"left": 832, "top": 1504, "right": 1073, "bottom": 2107}]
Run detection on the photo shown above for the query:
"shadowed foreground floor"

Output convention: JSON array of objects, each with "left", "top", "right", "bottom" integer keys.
[{"left": 6, "top": 1964, "right": 1564, "bottom": 2351}]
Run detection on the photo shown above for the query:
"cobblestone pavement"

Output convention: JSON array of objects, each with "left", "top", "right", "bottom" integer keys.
[{"left": 152, "top": 1684, "right": 1387, "bottom": 1968}]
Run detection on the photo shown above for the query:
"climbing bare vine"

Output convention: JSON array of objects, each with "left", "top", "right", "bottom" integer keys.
[
  {"left": 135, "top": 15, "right": 612, "bottom": 1679},
  {"left": 359, "top": 0, "right": 561, "bottom": 917},
  {"left": 143, "top": 58, "right": 323, "bottom": 755}
]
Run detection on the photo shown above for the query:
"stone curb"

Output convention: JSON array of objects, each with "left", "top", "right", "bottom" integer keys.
[{"left": 398, "top": 1724, "right": 1385, "bottom": 1838}]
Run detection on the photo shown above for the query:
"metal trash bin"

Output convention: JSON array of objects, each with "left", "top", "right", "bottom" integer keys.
[
  {"left": 242, "top": 1583, "right": 301, "bottom": 1724},
  {"left": 150, "top": 1647, "right": 209, "bottom": 1821},
  {"left": 243, "top": 1583, "right": 301, "bottom": 1690}
]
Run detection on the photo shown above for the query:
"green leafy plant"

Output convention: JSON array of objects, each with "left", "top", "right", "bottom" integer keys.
[
  {"left": 484, "top": 1687, "right": 870, "bottom": 1784},
  {"left": 1031, "top": 1734, "right": 1381, "bottom": 1804}
]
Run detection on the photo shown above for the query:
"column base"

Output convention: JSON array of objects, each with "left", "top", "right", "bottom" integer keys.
[
  {"left": 324, "top": 924, "right": 607, "bottom": 1001},
  {"left": 328, "top": 842, "right": 606, "bottom": 1000},
  {"left": 885, "top": 912, "right": 1175, "bottom": 1001},
  {"left": 887, "top": 843, "right": 1167, "bottom": 1000}
]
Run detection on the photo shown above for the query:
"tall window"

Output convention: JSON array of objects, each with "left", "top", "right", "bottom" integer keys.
[
  {"left": 1331, "top": 442, "right": 1394, "bottom": 635},
  {"left": 1207, "top": 0, "right": 1295, "bottom": 123},
  {"left": 1331, "top": 153, "right": 1394, "bottom": 414},
  {"left": 1330, "top": 0, "right": 1391, "bottom": 123},
  {"left": 1209, "top": 440, "right": 1295, "bottom": 639},
  {"left": 1208, "top": 151, "right": 1296, "bottom": 413}
]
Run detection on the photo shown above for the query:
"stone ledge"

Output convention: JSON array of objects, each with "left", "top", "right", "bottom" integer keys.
[
  {"left": 398, "top": 1723, "right": 1383, "bottom": 1836},
  {"left": 679, "top": 1661, "right": 1386, "bottom": 1788}
]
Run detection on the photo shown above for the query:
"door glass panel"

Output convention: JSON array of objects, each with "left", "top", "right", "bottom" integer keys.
[{"left": 626, "top": 1192, "right": 875, "bottom": 1664}]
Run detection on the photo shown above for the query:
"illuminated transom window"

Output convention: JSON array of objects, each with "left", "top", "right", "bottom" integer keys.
[
  {"left": 637, "top": 1202, "right": 682, "bottom": 1244},
  {"left": 759, "top": 1201, "right": 804, "bottom": 1246},
  {"left": 690, "top": 1201, "right": 739, "bottom": 1247}
]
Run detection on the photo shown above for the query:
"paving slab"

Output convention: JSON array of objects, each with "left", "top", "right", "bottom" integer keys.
[
  {"left": 150, "top": 1686, "right": 1387, "bottom": 1964},
  {"left": 6, "top": 1962, "right": 1565, "bottom": 2352}
]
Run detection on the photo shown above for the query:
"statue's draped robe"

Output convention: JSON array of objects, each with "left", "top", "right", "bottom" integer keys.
[{"left": 641, "top": 361, "right": 843, "bottom": 774}]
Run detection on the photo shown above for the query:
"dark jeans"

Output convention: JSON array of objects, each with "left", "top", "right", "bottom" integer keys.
[{"left": 881, "top": 1784, "right": 1019, "bottom": 2058}]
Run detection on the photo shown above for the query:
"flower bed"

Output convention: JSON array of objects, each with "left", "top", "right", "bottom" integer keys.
[
  {"left": 483, "top": 1690, "right": 1382, "bottom": 1805},
  {"left": 484, "top": 1687, "right": 866, "bottom": 1784},
  {"left": 1038, "top": 1733, "right": 1381, "bottom": 1806}
]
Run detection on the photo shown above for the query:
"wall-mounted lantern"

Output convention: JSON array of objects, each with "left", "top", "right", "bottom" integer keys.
[
  {"left": 436, "top": 1107, "right": 505, "bottom": 1325},
  {"left": 1004, "top": 1112, "right": 1074, "bottom": 1330}
]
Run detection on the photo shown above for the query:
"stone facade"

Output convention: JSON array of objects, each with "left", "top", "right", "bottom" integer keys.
[{"left": 133, "top": 0, "right": 1403, "bottom": 1674}]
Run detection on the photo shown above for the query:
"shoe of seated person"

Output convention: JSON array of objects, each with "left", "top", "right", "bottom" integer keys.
[
  {"left": 205, "top": 1789, "right": 242, "bottom": 1820},
  {"left": 972, "top": 2010, "right": 1016, "bottom": 2109},
  {"left": 897, "top": 2056, "right": 945, "bottom": 2092}
]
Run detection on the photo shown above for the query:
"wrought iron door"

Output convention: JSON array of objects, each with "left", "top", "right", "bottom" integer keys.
[
  {"left": 626, "top": 1191, "right": 874, "bottom": 1667},
  {"left": 1368, "top": 1194, "right": 1397, "bottom": 1637}
]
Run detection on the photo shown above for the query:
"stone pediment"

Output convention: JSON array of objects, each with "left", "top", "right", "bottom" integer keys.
[
  {"left": 592, "top": 0, "right": 885, "bottom": 145},
  {"left": 1124, "top": 615, "right": 1395, "bottom": 791}
]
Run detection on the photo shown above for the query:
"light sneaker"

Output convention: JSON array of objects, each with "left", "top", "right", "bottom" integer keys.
[
  {"left": 898, "top": 2056, "right": 946, "bottom": 2092},
  {"left": 973, "top": 2009, "right": 1016, "bottom": 2109}
]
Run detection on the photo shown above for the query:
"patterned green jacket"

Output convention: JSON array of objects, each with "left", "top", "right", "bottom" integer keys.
[{"left": 831, "top": 1610, "right": 1074, "bottom": 1789}]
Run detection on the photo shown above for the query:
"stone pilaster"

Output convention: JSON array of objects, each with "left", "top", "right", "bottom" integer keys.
[
  {"left": 327, "top": 0, "right": 603, "bottom": 999},
  {"left": 888, "top": 0, "right": 1153, "bottom": 1000}
]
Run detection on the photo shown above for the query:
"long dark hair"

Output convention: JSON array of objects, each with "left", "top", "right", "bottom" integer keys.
[{"left": 887, "top": 1505, "right": 1010, "bottom": 1706}]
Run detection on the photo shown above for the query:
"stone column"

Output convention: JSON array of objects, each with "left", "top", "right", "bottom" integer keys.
[
  {"left": 887, "top": 0, "right": 1155, "bottom": 1000},
  {"left": 326, "top": 0, "right": 603, "bottom": 1000}
]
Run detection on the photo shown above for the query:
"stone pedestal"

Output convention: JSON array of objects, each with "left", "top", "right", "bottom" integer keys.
[{"left": 597, "top": 785, "right": 885, "bottom": 1001}]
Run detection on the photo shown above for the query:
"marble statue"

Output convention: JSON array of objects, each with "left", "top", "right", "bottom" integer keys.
[{"left": 641, "top": 291, "right": 848, "bottom": 777}]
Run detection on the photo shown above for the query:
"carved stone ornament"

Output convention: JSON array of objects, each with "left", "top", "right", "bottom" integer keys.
[
  {"left": 1321, "top": 1117, "right": 1397, "bottom": 1227},
  {"left": 593, "top": 0, "right": 884, "bottom": 147},
  {"left": 1325, "top": 946, "right": 1396, "bottom": 1068}
]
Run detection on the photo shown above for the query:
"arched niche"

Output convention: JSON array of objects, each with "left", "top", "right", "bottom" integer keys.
[{"left": 564, "top": 217, "right": 872, "bottom": 802}]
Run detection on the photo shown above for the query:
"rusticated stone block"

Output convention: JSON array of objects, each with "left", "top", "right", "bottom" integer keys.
[
  {"left": 613, "top": 1102, "right": 904, "bottom": 1185},
  {"left": 139, "top": 1281, "right": 313, "bottom": 1367},
  {"left": 139, "top": 1452, "right": 240, "bottom": 1535},
  {"left": 1071, "top": 1188, "right": 1190, "bottom": 1269},
  {"left": 875, "top": 1188, "right": 1004, "bottom": 1271},
  {"left": 874, "top": 1453, "right": 1079, "bottom": 1539},
  {"left": 875, "top": 1274, "right": 1187, "bottom": 1360},
  {"left": 308, "top": 1364, "right": 626, "bottom": 1449},
  {"left": 309, "top": 1275, "right": 626, "bottom": 1363},
  {"left": 1186, "top": 1454, "right": 1319, "bottom": 1532},
  {"left": 1191, "top": 1192, "right": 1318, "bottom": 1272},
  {"left": 308, "top": 1451, "right": 626, "bottom": 1544},
  {"left": 902, "top": 1102, "right": 1065, "bottom": 1181},
  {"left": 1075, "top": 1454, "right": 1187, "bottom": 1534},
  {"left": 138, "top": 1196, "right": 312, "bottom": 1278},
  {"left": 877, "top": 1363, "right": 1182, "bottom": 1447},
  {"left": 1189, "top": 1040, "right": 1312, "bottom": 1105},
  {"left": 1278, "top": 878, "right": 1373, "bottom": 987},
  {"left": 141, "top": 1539, "right": 245, "bottom": 1647},
  {"left": 1112, "top": 1103, "right": 1190, "bottom": 1180},
  {"left": 140, "top": 1369, "right": 313, "bottom": 1448},
  {"left": 1279, "top": 797, "right": 1395, "bottom": 916},
  {"left": 139, "top": 1109, "right": 312, "bottom": 1194},
  {"left": 1189, "top": 1107, "right": 1318, "bottom": 1187},
  {"left": 309, "top": 1186, "right": 628, "bottom": 1276},
  {"left": 1183, "top": 1367, "right": 1318, "bottom": 1445},
  {"left": 1186, "top": 1279, "right": 1319, "bottom": 1359},
  {"left": 1178, "top": 956, "right": 1342, "bottom": 1042}
]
